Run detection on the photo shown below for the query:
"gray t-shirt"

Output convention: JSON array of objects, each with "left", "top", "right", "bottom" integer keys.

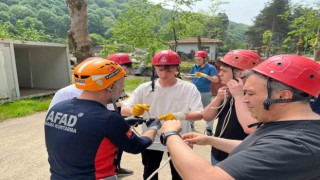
[{"left": 218, "top": 120, "right": 320, "bottom": 180}]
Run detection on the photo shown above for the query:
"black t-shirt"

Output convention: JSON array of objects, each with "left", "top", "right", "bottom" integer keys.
[
  {"left": 211, "top": 97, "right": 248, "bottom": 161},
  {"left": 218, "top": 120, "right": 320, "bottom": 180}
]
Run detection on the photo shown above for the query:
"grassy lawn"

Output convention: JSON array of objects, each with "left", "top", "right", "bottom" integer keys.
[
  {"left": 0, "top": 76, "right": 149, "bottom": 121},
  {"left": 0, "top": 96, "right": 52, "bottom": 121}
]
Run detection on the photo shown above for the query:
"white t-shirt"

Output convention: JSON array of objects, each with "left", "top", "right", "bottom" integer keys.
[
  {"left": 49, "top": 84, "right": 83, "bottom": 109},
  {"left": 49, "top": 84, "right": 118, "bottom": 111},
  {"left": 122, "top": 78, "right": 203, "bottom": 151}
]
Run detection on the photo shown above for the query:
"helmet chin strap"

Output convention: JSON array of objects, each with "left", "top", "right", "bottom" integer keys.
[
  {"left": 263, "top": 78, "right": 304, "bottom": 110},
  {"left": 107, "top": 81, "right": 121, "bottom": 113}
]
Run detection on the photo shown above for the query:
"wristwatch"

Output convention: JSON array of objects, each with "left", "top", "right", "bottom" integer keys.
[{"left": 160, "top": 131, "right": 180, "bottom": 146}]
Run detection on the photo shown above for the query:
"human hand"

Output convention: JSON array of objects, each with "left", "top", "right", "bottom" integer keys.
[
  {"left": 216, "top": 86, "right": 230, "bottom": 101},
  {"left": 132, "top": 104, "right": 150, "bottom": 116},
  {"left": 182, "top": 132, "right": 210, "bottom": 146},
  {"left": 158, "top": 112, "right": 186, "bottom": 121},
  {"left": 227, "top": 78, "right": 244, "bottom": 98},
  {"left": 195, "top": 72, "right": 208, "bottom": 78},
  {"left": 161, "top": 120, "right": 182, "bottom": 133},
  {"left": 146, "top": 118, "right": 162, "bottom": 131},
  {"left": 124, "top": 116, "right": 146, "bottom": 127}
]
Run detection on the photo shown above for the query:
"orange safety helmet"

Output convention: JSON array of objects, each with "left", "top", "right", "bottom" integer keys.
[
  {"left": 253, "top": 54, "right": 320, "bottom": 97},
  {"left": 83, "top": 56, "right": 105, "bottom": 62},
  {"left": 152, "top": 50, "right": 181, "bottom": 65},
  {"left": 195, "top": 51, "right": 208, "bottom": 59},
  {"left": 107, "top": 53, "right": 132, "bottom": 65},
  {"left": 73, "top": 58, "right": 126, "bottom": 91},
  {"left": 222, "top": 49, "right": 262, "bottom": 70}
]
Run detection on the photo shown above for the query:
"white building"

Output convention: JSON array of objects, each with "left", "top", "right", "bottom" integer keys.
[
  {"left": 171, "top": 37, "right": 223, "bottom": 60},
  {"left": 0, "top": 39, "right": 71, "bottom": 103}
]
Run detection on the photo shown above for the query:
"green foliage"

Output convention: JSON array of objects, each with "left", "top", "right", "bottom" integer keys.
[
  {"left": 227, "top": 22, "right": 249, "bottom": 49},
  {"left": 13, "top": 20, "right": 51, "bottom": 41},
  {"left": 9, "top": 5, "right": 36, "bottom": 24},
  {"left": 0, "top": 2, "right": 9, "bottom": 12},
  {"left": 90, "top": 33, "right": 106, "bottom": 46},
  {"left": 262, "top": 30, "right": 273, "bottom": 46},
  {"left": 111, "top": 0, "right": 163, "bottom": 51},
  {"left": 0, "top": 0, "right": 249, "bottom": 51},
  {"left": 99, "top": 44, "right": 119, "bottom": 57},
  {"left": 37, "top": 9, "right": 58, "bottom": 35},
  {"left": 0, "top": 97, "right": 52, "bottom": 121},
  {"left": 283, "top": 4, "right": 320, "bottom": 55},
  {"left": 0, "top": 21, "right": 12, "bottom": 38},
  {"left": 246, "top": 0, "right": 291, "bottom": 48}
]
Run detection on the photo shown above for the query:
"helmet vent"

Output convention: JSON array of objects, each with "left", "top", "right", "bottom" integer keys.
[
  {"left": 310, "top": 74, "right": 315, "bottom": 79},
  {"left": 81, "top": 75, "right": 90, "bottom": 79},
  {"left": 276, "top": 62, "right": 283, "bottom": 66},
  {"left": 235, "top": 56, "right": 239, "bottom": 59},
  {"left": 74, "top": 74, "right": 79, "bottom": 78}
]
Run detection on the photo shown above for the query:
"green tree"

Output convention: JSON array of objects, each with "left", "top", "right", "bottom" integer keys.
[
  {"left": 111, "top": 0, "right": 164, "bottom": 55},
  {"left": 66, "top": 0, "right": 94, "bottom": 62},
  {"left": 90, "top": 33, "right": 106, "bottom": 46},
  {"left": 0, "top": 2, "right": 9, "bottom": 12},
  {"left": 9, "top": 5, "right": 36, "bottom": 24},
  {"left": 246, "top": 0, "right": 290, "bottom": 49},
  {"left": 88, "top": 12, "right": 104, "bottom": 34},
  {"left": 55, "top": 15, "right": 71, "bottom": 38},
  {"left": 23, "top": 17, "right": 45, "bottom": 31},
  {"left": 0, "top": 12, "right": 10, "bottom": 22},
  {"left": 37, "top": 9, "right": 58, "bottom": 35},
  {"left": 13, "top": 20, "right": 51, "bottom": 41},
  {"left": 0, "top": 21, "right": 12, "bottom": 39},
  {"left": 283, "top": 3, "right": 320, "bottom": 58},
  {"left": 1, "top": 0, "right": 19, "bottom": 6}
]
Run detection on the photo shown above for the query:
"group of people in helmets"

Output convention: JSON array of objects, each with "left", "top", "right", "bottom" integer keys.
[{"left": 45, "top": 48, "right": 320, "bottom": 180}]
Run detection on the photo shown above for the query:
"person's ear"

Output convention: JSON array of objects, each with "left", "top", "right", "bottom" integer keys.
[{"left": 277, "top": 90, "right": 293, "bottom": 99}]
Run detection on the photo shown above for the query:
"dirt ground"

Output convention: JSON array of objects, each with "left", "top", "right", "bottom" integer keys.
[{"left": 0, "top": 112, "right": 212, "bottom": 180}]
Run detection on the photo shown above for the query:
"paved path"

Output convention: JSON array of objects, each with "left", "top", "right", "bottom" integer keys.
[{"left": 0, "top": 112, "right": 211, "bottom": 180}]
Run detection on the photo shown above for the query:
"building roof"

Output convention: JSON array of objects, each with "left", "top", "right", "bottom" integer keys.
[{"left": 171, "top": 37, "right": 223, "bottom": 46}]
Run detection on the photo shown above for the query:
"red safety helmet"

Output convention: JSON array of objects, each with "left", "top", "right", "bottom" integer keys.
[
  {"left": 222, "top": 50, "right": 262, "bottom": 70},
  {"left": 107, "top": 53, "right": 132, "bottom": 65},
  {"left": 152, "top": 50, "right": 181, "bottom": 65},
  {"left": 195, "top": 51, "right": 208, "bottom": 59},
  {"left": 253, "top": 54, "right": 320, "bottom": 97}
]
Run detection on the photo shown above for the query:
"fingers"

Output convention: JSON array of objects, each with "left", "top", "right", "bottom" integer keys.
[
  {"left": 158, "top": 113, "right": 176, "bottom": 121},
  {"left": 137, "top": 104, "right": 150, "bottom": 110}
]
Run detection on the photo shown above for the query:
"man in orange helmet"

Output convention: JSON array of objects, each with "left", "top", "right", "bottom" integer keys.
[
  {"left": 121, "top": 50, "right": 203, "bottom": 180},
  {"left": 202, "top": 50, "right": 262, "bottom": 164},
  {"left": 49, "top": 54, "right": 135, "bottom": 176},
  {"left": 45, "top": 59, "right": 159, "bottom": 180},
  {"left": 161, "top": 54, "right": 320, "bottom": 179}
]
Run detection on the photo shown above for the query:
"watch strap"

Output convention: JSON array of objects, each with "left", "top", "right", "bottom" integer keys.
[{"left": 160, "top": 131, "right": 180, "bottom": 146}]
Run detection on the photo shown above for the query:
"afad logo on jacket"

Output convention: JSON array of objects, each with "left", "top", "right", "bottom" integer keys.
[{"left": 45, "top": 111, "right": 79, "bottom": 133}]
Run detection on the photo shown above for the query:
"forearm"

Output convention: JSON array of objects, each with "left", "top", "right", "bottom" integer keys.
[
  {"left": 121, "top": 106, "right": 133, "bottom": 116},
  {"left": 167, "top": 135, "right": 234, "bottom": 180},
  {"left": 206, "top": 75, "right": 219, "bottom": 83},
  {"left": 202, "top": 97, "right": 223, "bottom": 121},
  {"left": 185, "top": 111, "right": 203, "bottom": 121},
  {"left": 141, "top": 129, "right": 157, "bottom": 141},
  {"left": 208, "top": 136, "right": 242, "bottom": 153},
  {"left": 234, "top": 97, "right": 257, "bottom": 134}
]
